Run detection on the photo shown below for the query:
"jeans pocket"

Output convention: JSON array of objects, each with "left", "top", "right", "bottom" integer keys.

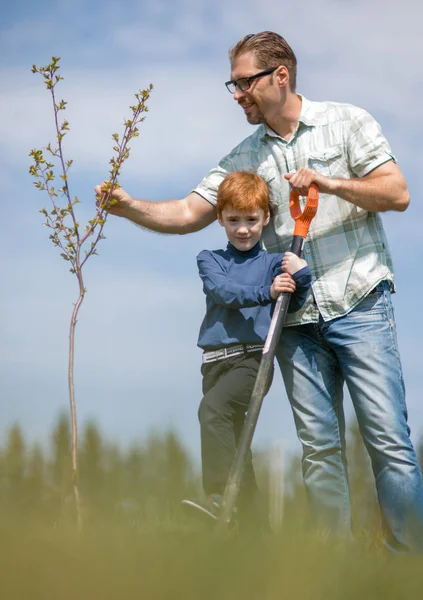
[{"left": 350, "top": 286, "right": 386, "bottom": 317}]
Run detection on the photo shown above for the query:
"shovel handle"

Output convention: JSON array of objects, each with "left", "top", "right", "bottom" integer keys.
[{"left": 289, "top": 183, "right": 319, "bottom": 239}]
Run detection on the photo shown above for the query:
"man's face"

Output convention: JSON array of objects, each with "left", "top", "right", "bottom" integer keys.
[
  {"left": 218, "top": 207, "right": 270, "bottom": 251},
  {"left": 229, "top": 52, "right": 279, "bottom": 125}
]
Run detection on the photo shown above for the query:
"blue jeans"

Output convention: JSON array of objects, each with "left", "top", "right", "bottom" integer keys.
[{"left": 276, "top": 281, "right": 423, "bottom": 552}]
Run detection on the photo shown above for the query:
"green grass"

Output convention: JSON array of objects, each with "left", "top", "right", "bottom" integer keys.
[
  {"left": 1, "top": 516, "right": 422, "bottom": 600},
  {"left": 1, "top": 419, "right": 422, "bottom": 599}
]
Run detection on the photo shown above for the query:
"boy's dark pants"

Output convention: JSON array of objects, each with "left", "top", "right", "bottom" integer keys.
[{"left": 198, "top": 352, "right": 273, "bottom": 525}]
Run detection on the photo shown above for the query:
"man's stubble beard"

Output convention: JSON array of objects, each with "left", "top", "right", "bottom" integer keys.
[{"left": 246, "top": 111, "right": 265, "bottom": 125}]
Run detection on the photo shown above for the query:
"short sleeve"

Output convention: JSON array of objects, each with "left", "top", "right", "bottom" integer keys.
[
  {"left": 347, "top": 108, "right": 396, "bottom": 178},
  {"left": 192, "top": 156, "right": 235, "bottom": 207}
]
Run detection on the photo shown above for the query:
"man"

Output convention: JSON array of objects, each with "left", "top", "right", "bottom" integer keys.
[{"left": 95, "top": 31, "right": 423, "bottom": 551}]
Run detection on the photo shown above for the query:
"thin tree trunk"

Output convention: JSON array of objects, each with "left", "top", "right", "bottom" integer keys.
[{"left": 68, "top": 287, "right": 85, "bottom": 531}]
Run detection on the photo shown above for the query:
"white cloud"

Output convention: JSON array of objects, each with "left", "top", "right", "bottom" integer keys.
[
  {"left": 3, "top": 0, "right": 423, "bottom": 187},
  {"left": 3, "top": 62, "right": 251, "bottom": 192}
]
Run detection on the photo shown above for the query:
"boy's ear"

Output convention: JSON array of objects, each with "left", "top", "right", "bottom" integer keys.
[
  {"left": 264, "top": 212, "right": 270, "bottom": 226},
  {"left": 217, "top": 214, "right": 224, "bottom": 226}
]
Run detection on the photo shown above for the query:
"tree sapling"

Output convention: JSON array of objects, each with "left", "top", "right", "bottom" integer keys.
[{"left": 29, "top": 56, "right": 153, "bottom": 528}]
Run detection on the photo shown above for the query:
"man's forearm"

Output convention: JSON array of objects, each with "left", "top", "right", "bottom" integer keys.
[
  {"left": 122, "top": 197, "right": 193, "bottom": 234},
  {"left": 104, "top": 190, "right": 217, "bottom": 235},
  {"left": 285, "top": 161, "right": 410, "bottom": 213},
  {"left": 328, "top": 174, "right": 410, "bottom": 212}
]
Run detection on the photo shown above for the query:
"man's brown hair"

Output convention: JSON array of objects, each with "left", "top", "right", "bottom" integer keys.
[
  {"left": 216, "top": 171, "right": 270, "bottom": 219},
  {"left": 229, "top": 31, "right": 297, "bottom": 91}
]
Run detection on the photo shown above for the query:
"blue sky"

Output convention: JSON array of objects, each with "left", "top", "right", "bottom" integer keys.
[{"left": 1, "top": 0, "right": 423, "bottom": 463}]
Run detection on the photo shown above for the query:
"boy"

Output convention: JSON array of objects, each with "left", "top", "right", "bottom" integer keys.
[{"left": 182, "top": 171, "right": 312, "bottom": 527}]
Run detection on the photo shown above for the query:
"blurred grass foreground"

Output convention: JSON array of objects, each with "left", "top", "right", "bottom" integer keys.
[{"left": 1, "top": 414, "right": 423, "bottom": 599}]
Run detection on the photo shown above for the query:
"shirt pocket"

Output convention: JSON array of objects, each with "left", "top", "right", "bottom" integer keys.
[{"left": 308, "top": 145, "right": 346, "bottom": 177}]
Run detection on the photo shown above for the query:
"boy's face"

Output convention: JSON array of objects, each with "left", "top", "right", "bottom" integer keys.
[{"left": 218, "top": 207, "right": 270, "bottom": 252}]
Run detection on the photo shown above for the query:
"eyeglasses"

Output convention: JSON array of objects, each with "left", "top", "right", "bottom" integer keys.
[{"left": 225, "top": 67, "right": 277, "bottom": 94}]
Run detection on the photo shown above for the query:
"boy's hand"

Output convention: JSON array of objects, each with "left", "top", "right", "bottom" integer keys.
[
  {"left": 281, "top": 252, "right": 308, "bottom": 275},
  {"left": 270, "top": 273, "right": 296, "bottom": 299}
]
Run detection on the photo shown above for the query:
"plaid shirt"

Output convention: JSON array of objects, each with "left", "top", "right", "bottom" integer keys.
[{"left": 194, "top": 95, "right": 396, "bottom": 325}]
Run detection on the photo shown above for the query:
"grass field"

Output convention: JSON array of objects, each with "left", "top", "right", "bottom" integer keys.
[
  {"left": 1, "top": 515, "right": 423, "bottom": 600},
  {"left": 1, "top": 419, "right": 422, "bottom": 599}
]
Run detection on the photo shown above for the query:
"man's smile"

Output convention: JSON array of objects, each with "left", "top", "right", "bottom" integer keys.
[{"left": 239, "top": 101, "right": 254, "bottom": 111}]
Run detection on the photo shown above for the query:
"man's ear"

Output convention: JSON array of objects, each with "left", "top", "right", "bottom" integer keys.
[{"left": 276, "top": 65, "right": 289, "bottom": 89}]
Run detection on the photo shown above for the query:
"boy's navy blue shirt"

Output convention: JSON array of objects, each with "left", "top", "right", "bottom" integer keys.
[{"left": 197, "top": 241, "right": 312, "bottom": 350}]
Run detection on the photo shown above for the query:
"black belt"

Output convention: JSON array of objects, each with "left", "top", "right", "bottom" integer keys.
[{"left": 202, "top": 343, "right": 264, "bottom": 364}]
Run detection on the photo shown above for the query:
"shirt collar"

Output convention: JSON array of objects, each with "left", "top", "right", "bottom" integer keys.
[
  {"left": 227, "top": 241, "right": 261, "bottom": 257},
  {"left": 259, "top": 94, "right": 319, "bottom": 142}
]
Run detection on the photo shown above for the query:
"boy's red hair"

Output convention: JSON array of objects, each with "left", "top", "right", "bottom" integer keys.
[{"left": 216, "top": 171, "right": 270, "bottom": 219}]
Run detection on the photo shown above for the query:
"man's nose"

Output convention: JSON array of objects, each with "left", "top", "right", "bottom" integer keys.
[{"left": 233, "top": 86, "right": 246, "bottom": 101}]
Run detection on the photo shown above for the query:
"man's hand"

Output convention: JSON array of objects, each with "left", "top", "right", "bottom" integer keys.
[
  {"left": 95, "top": 181, "right": 135, "bottom": 218},
  {"left": 284, "top": 168, "right": 333, "bottom": 196},
  {"left": 282, "top": 251, "right": 308, "bottom": 275},
  {"left": 270, "top": 273, "right": 296, "bottom": 299}
]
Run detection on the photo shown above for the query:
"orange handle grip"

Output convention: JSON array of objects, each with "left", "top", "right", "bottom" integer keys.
[{"left": 289, "top": 183, "right": 319, "bottom": 238}]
